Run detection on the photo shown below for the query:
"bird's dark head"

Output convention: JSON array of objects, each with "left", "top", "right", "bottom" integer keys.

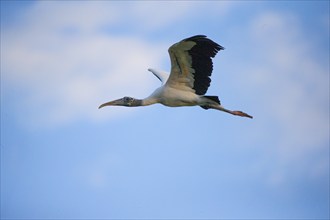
[{"left": 99, "top": 96, "right": 142, "bottom": 109}]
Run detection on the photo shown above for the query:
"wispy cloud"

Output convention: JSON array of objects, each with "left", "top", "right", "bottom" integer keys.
[{"left": 2, "top": 2, "right": 175, "bottom": 128}]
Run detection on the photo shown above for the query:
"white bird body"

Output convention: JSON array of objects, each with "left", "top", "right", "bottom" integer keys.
[
  {"left": 99, "top": 35, "right": 252, "bottom": 118},
  {"left": 143, "top": 84, "right": 200, "bottom": 107}
]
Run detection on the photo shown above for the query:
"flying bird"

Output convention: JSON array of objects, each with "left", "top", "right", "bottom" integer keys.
[{"left": 99, "top": 35, "right": 252, "bottom": 118}]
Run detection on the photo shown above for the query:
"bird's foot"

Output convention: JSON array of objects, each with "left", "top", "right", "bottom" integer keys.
[{"left": 232, "top": 111, "right": 253, "bottom": 119}]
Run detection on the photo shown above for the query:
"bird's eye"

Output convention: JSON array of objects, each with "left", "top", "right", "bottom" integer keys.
[{"left": 123, "top": 97, "right": 132, "bottom": 104}]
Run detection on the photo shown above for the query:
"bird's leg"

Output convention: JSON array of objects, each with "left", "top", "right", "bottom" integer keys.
[{"left": 210, "top": 105, "right": 253, "bottom": 119}]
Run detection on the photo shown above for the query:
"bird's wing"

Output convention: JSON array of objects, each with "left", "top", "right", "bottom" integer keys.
[
  {"left": 166, "top": 35, "right": 224, "bottom": 95},
  {"left": 148, "top": 68, "right": 169, "bottom": 85}
]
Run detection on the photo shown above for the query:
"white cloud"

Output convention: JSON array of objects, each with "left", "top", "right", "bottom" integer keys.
[
  {"left": 4, "top": 33, "right": 167, "bottom": 128},
  {"left": 1, "top": 2, "right": 175, "bottom": 128}
]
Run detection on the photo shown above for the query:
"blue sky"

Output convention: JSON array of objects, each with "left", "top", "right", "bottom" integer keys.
[{"left": 1, "top": 1, "right": 329, "bottom": 219}]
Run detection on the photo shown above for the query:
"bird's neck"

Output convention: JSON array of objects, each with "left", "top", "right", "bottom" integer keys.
[
  {"left": 141, "top": 96, "right": 159, "bottom": 106},
  {"left": 129, "top": 97, "right": 158, "bottom": 107},
  {"left": 128, "top": 99, "right": 142, "bottom": 107},
  {"left": 129, "top": 94, "right": 159, "bottom": 107}
]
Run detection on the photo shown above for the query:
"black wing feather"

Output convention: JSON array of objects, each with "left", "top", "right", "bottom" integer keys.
[{"left": 183, "top": 35, "right": 224, "bottom": 95}]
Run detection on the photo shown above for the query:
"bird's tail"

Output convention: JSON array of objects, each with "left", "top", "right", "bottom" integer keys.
[
  {"left": 203, "top": 96, "right": 221, "bottom": 104},
  {"left": 200, "top": 96, "right": 221, "bottom": 109}
]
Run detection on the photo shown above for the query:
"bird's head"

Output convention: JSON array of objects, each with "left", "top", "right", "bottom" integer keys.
[{"left": 99, "top": 96, "right": 141, "bottom": 109}]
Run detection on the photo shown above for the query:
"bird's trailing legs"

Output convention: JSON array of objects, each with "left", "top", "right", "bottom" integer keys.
[{"left": 210, "top": 104, "right": 253, "bottom": 118}]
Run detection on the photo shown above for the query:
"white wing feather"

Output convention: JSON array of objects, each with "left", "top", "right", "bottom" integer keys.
[{"left": 148, "top": 68, "right": 169, "bottom": 85}]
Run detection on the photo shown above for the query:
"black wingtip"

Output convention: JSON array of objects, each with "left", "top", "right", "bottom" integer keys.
[
  {"left": 182, "top": 35, "right": 207, "bottom": 42},
  {"left": 184, "top": 35, "right": 224, "bottom": 56},
  {"left": 179, "top": 35, "right": 224, "bottom": 95}
]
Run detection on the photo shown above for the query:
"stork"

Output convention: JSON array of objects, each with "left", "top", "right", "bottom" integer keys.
[{"left": 99, "top": 35, "right": 252, "bottom": 119}]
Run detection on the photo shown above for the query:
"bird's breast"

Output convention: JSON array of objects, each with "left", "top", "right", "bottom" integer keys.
[{"left": 157, "top": 86, "right": 199, "bottom": 107}]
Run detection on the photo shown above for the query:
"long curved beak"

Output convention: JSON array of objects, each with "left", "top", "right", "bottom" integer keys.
[{"left": 98, "top": 99, "right": 123, "bottom": 109}]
